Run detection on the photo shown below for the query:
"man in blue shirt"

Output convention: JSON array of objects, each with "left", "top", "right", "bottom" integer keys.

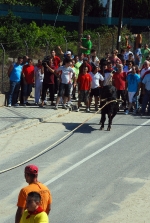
[
  {"left": 7, "top": 57, "right": 23, "bottom": 107},
  {"left": 125, "top": 66, "right": 141, "bottom": 114}
]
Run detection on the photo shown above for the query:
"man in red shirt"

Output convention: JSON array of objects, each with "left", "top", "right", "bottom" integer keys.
[
  {"left": 51, "top": 50, "right": 60, "bottom": 69},
  {"left": 77, "top": 66, "right": 92, "bottom": 112},
  {"left": 51, "top": 50, "right": 61, "bottom": 95},
  {"left": 112, "top": 64, "right": 127, "bottom": 109},
  {"left": 79, "top": 57, "right": 92, "bottom": 75},
  {"left": 22, "top": 58, "right": 34, "bottom": 105}
]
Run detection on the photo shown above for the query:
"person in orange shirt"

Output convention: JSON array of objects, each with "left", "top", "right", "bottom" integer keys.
[{"left": 15, "top": 165, "right": 52, "bottom": 223}]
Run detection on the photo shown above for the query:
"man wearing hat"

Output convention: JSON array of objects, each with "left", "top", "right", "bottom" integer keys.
[
  {"left": 15, "top": 164, "right": 52, "bottom": 223},
  {"left": 124, "top": 45, "right": 134, "bottom": 61}
]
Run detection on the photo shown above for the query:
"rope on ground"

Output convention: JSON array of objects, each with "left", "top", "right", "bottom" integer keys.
[{"left": 0, "top": 99, "right": 121, "bottom": 174}]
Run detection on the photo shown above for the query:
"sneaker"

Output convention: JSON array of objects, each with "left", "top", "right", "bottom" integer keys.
[
  {"left": 76, "top": 108, "right": 80, "bottom": 112},
  {"left": 62, "top": 105, "right": 68, "bottom": 109},
  {"left": 13, "top": 103, "right": 19, "bottom": 106},
  {"left": 125, "top": 109, "right": 129, "bottom": 115},
  {"left": 55, "top": 105, "right": 58, "bottom": 110},
  {"left": 86, "top": 108, "right": 90, "bottom": 113},
  {"left": 39, "top": 104, "right": 44, "bottom": 108},
  {"left": 26, "top": 102, "right": 31, "bottom": 106},
  {"left": 140, "top": 112, "right": 145, "bottom": 116},
  {"left": 44, "top": 101, "right": 48, "bottom": 105},
  {"left": 8, "top": 104, "right": 11, "bottom": 107},
  {"left": 132, "top": 109, "right": 136, "bottom": 115}
]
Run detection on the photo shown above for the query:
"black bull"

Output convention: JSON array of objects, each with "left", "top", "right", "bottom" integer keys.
[{"left": 100, "top": 85, "right": 119, "bottom": 131}]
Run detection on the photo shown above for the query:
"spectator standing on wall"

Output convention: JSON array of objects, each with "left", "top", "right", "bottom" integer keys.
[{"left": 80, "top": 35, "right": 92, "bottom": 56}]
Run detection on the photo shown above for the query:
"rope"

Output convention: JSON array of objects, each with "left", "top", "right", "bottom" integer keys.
[{"left": 0, "top": 99, "right": 121, "bottom": 174}]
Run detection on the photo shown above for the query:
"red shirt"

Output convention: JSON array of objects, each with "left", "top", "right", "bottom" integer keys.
[
  {"left": 79, "top": 62, "right": 92, "bottom": 75},
  {"left": 112, "top": 71, "right": 127, "bottom": 90},
  {"left": 23, "top": 65, "right": 34, "bottom": 84},
  {"left": 53, "top": 56, "right": 60, "bottom": 69},
  {"left": 77, "top": 73, "right": 92, "bottom": 90}
]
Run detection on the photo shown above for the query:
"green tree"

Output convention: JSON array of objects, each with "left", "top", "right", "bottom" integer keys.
[{"left": 0, "top": 11, "right": 22, "bottom": 48}]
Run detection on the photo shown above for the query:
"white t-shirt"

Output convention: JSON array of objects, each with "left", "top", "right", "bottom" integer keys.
[
  {"left": 124, "top": 51, "right": 134, "bottom": 60},
  {"left": 140, "top": 67, "right": 150, "bottom": 78},
  {"left": 103, "top": 70, "right": 113, "bottom": 86},
  {"left": 34, "top": 66, "right": 44, "bottom": 83},
  {"left": 142, "top": 74, "right": 150, "bottom": 90},
  {"left": 89, "top": 72, "right": 104, "bottom": 89},
  {"left": 57, "top": 66, "right": 75, "bottom": 84},
  {"left": 89, "top": 56, "right": 100, "bottom": 66}
]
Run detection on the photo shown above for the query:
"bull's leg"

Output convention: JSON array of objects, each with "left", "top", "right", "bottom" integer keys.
[
  {"left": 100, "top": 113, "right": 106, "bottom": 130},
  {"left": 107, "top": 114, "right": 112, "bottom": 131}
]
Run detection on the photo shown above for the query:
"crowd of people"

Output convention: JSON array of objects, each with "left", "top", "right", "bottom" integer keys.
[{"left": 7, "top": 34, "right": 150, "bottom": 115}]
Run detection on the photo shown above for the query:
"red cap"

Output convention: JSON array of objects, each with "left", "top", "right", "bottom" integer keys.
[
  {"left": 127, "top": 45, "right": 131, "bottom": 49},
  {"left": 25, "top": 165, "right": 38, "bottom": 175}
]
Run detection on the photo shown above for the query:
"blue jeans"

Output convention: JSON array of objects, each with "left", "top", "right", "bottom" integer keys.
[
  {"left": 141, "top": 89, "right": 150, "bottom": 113},
  {"left": 8, "top": 81, "right": 20, "bottom": 105}
]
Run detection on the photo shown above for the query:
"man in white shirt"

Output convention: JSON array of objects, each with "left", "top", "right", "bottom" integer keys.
[
  {"left": 124, "top": 45, "right": 134, "bottom": 61},
  {"left": 140, "top": 60, "right": 150, "bottom": 78},
  {"left": 89, "top": 65, "right": 104, "bottom": 110},
  {"left": 89, "top": 49, "right": 100, "bottom": 67},
  {"left": 55, "top": 58, "right": 75, "bottom": 109}
]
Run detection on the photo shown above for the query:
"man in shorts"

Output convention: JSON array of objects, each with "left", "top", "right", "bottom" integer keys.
[
  {"left": 20, "top": 192, "right": 48, "bottom": 223},
  {"left": 55, "top": 58, "right": 75, "bottom": 109},
  {"left": 89, "top": 65, "right": 104, "bottom": 111},
  {"left": 15, "top": 165, "right": 52, "bottom": 223},
  {"left": 76, "top": 66, "right": 92, "bottom": 112}
]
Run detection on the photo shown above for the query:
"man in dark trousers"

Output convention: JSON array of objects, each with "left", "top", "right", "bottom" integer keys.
[{"left": 20, "top": 55, "right": 28, "bottom": 105}]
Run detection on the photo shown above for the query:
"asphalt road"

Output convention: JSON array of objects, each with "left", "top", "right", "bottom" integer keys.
[{"left": 0, "top": 112, "right": 150, "bottom": 223}]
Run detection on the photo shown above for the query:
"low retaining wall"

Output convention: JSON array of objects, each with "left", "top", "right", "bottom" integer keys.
[{"left": 0, "top": 94, "right": 5, "bottom": 107}]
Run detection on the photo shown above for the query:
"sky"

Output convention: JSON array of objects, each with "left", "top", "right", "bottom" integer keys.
[{"left": 101, "top": 0, "right": 107, "bottom": 7}]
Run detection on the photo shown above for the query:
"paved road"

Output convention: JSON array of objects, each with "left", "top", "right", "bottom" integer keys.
[{"left": 0, "top": 111, "right": 150, "bottom": 223}]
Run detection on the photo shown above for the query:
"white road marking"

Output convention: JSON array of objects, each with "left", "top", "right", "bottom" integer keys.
[{"left": 45, "top": 119, "right": 150, "bottom": 186}]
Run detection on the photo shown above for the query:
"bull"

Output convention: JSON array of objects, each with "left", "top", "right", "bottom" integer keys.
[{"left": 99, "top": 85, "right": 119, "bottom": 131}]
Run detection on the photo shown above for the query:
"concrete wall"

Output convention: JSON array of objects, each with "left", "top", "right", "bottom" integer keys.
[{"left": 0, "top": 94, "right": 5, "bottom": 107}]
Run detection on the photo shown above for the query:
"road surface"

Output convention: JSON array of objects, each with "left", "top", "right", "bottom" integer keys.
[{"left": 0, "top": 111, "right": 150, "bottom": 223}]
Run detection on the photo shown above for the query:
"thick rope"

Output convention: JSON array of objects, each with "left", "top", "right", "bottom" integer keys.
[{"left": 0, "top": 99, "right": 121, "bottom": 174}]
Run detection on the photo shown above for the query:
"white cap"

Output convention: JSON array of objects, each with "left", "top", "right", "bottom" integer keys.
[{"left": 66, "top": 51, "right": 71, "bottom": 55}]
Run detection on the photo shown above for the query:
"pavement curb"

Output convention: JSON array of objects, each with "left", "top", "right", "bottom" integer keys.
[{"left": 0, "top": 108, "right": 70, "bottom": 137}]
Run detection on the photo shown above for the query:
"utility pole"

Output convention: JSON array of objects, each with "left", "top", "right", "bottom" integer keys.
[
  {"left": 108, "top": 0, "right": 112, "bottom": 18},
  {"left": 117, "top": 0, "right": 124, "bottom": 51},
  {"left": 78, "top": 0, "right": 85, "bottom": 41}
]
